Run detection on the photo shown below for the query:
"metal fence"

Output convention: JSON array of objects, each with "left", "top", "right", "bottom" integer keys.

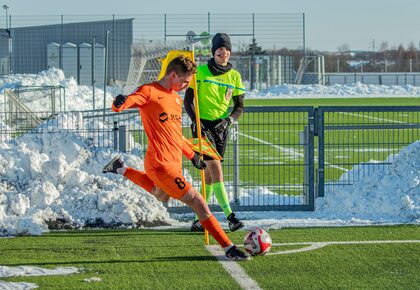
[
  {"left": 1, "top": 13, "right": 305, "bottom": 90},
  {"left": 1, "top": 106, "right": 420, "bottom": 214},
  {"left": 7, "top": 13, "right": 305, "bottom": 51},
  {"left": 169, "top": 106, "right": 316, "bottom": 212},
  {"left": 325, "top": 72, "right": 420, "bottom": 86},
  {"left": 316, "top": 106, "right": 420, "bottom": 197}
]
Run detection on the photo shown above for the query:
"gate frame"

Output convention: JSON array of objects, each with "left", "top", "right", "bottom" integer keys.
[{"left": 316, "top": 106, "right": 420, "bottom": 198}]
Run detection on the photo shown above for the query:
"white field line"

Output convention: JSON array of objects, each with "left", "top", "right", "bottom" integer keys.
[
  {"left": 206, "top": 240, "right": 420, "bottom": 289},
  {"left": 267, "top": 239, "right": 420, "bottom": 255},
  {"left": 206, "top": 245, "right": 262, "bottom": 290},
  {"left": 239, "top": 132, "right": 348, "bottom": 172},
  {"left": 239, "top": 132, "right": 303, "bottom": 158},
  {"left": 340, "top": 112, "right": 405, "bottom": 124}
]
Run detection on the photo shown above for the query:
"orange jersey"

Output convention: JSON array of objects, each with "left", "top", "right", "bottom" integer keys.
[{"left": 113, "top": 82, "right": 194, "bottom": 170}]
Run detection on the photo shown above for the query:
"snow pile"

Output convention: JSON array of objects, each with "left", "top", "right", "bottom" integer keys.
[
  {"left": 0, "top": 116, "right": 172, "bottom": 237},
  {"left": 249, "top": 82, "right": 420, "bottom": 98},
  {"left": 0, "top": 68, "right": 66, "bottom": 90},
  {"left": 0, "top": 68, "right": 118, "bottom": 111},
  {"left": 317, "top": 141, "right": 420, "bottom": 222}
]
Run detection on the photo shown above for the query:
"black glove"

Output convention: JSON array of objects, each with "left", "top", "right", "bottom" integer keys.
[
  {"left": 113, "top": 94, "right": 127, "bottom": 108},
  {"left": 190, "top": 152, "right": 206, "bottom": 170},
  {"left": 191, "top": 120, "right": 206, "bottom": 137},
  {"left": 214, "top": 116, "right": 234, "bottom": 133}
]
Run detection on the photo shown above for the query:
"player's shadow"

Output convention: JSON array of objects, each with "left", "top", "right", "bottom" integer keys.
[
  {"left": 152, "top": 255, "right": 217, "bottom": 262},
  {"left": 4, "top": 255, "right": 217, "bottom": 267}
]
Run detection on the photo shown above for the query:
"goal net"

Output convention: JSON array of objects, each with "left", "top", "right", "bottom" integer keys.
[{"left": 124, "top": 40, "right": 193, "bottom": 95}]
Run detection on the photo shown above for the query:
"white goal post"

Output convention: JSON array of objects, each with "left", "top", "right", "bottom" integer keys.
[{"left": 124, "top": 37, "right": 210, "bottom": 95}]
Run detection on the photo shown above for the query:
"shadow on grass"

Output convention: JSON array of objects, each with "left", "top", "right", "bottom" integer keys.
[
  {"left": 3, "top": 255, "right": 216, "bottom": 267},
  {"left": 40, "top": 229, "right": 198, "bottom": 239}
]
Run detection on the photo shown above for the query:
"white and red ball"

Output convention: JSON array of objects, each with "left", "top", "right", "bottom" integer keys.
[{"left": 243, "top": 228, "right": 272, "bottom": 256}]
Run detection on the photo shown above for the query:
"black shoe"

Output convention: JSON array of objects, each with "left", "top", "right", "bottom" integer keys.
[
  {"left": 190, "top": 220, "right": 204, "bottom": 232},
  {"left": 227, "top": 213, "right": 244, "bottom": 232},
  {"left": 102, "top": 156, "right": 125, "bottom": 174},
  {"left": 225, "top": 245, "right": 250, "bottom": 261}
]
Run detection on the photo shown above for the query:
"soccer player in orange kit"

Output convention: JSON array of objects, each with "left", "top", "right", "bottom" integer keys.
[{"left": 102, "top": 55, "right": 249, "bottom": 260}]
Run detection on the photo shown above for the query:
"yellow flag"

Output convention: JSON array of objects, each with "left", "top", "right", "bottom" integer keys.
[
  {"left": 158, "top": 50, "right": 194, "bottom": 80},
  {"left": 187, "top": 137, "right": 222, "bottom": 160}
]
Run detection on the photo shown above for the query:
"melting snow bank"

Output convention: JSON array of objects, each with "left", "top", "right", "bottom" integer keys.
[
  {"left": 0, "top": 266, "right": 79, "bottom": 290},
  {"left": 317, "top": 141, "right": 420, "bottom": 223},
  {"left": 248, "top": 82, "right": 420, "bottom": 98},
  {"left": 0, "top": 68, "right": 117, "bottom": 111},
  {"left": 228, "top": 141, "right": 419, "bottom": 229},
  {"left": 0, "top": 126, "right": 174, "bottom": 237}
]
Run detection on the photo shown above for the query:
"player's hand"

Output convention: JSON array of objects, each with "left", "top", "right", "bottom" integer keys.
[
  {"left": 190, "top": 152, "right": 206, "bottom": 170},
  {"left": 214, "top": 116, "right": 234, "bottom": 133},
  {"left": 191, "top": 120, "right": 206, "bottom": 137},
  {"left": 113, "top": 94, "right": 127, "bottom": 108}
]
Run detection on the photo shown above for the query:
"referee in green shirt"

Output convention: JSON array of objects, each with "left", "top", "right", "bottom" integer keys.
[{"left": 184, "top": 32, "right": 245, "bottom": 232}]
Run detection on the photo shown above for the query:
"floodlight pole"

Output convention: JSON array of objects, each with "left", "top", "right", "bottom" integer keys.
[
  {"left": 2, "top": 5, "right": 8, "bottom": 30},
  {"left": 92, "top": 36, "right": 96, "bottom": 110},
  {"left": 103, "top": 30, "right": 109, "bottom": 123}
]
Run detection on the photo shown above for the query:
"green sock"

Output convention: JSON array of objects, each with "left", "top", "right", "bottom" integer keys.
[
  {"left": 194, "top": 184, "right": 213, "bottom": 221},
  {"left": 212, "top": 182, "right": 232, "bottom": 218}
]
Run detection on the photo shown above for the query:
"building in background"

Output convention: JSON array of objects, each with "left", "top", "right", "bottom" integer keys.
[
  {"left": 0, "top": 28, "right": 10, "bottom": 75},
  {"left": 1, "top": 18, "right": 133, "bottom": 84}
]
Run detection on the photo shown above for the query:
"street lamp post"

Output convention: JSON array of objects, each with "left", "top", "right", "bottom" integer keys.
[
  {"left": 2, "top": 5, "right": 10, "bottom": 74},
  {"left": 2, "top": 5, "right": 8, "bottom": 29}
]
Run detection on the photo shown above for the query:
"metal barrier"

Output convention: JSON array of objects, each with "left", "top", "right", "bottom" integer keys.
[
  {"left": 317, "top": 106, "right": 420, "bottom": 197},
  {"left": 169, "top": 106, "right": 316, "bottom": 213},
  {"left": 1, "top": 106, "right": 420, "bottom": 214},
  {"left": 325, "top": 73, "right": 420, "bottom": 86},
  {"left": 0, "top": 109, "right": 143, "bottom": 151}
]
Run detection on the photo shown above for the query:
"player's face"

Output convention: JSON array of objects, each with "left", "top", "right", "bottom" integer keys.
[
  {"left": 170, "top": 72, "right": 193, "bottom": 92},
  {"left": 214, "top": 47, "right": 231, "bottom": 66}
]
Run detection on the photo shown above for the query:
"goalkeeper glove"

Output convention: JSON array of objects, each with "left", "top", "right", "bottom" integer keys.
[
  {"left": 191, "top": 120, "right": 206, "bottom": 137},
  {"left": 113, "top": 94, "right": 127, "bottom": 108},
  {"left": 190, "top": 152, "right": 206, "bottom": 170},
  {"left": 214, "top": 116, "right": 234, "bottom": 133}
]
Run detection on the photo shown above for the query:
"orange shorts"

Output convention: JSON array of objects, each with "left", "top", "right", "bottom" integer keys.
[{"left": 146, "top": 166, "right": 192, "bottom": 200}]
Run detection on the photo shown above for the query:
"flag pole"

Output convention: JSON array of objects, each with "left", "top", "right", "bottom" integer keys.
[{"left": 191, "top": 44, "right": 209, "bottom": 245}]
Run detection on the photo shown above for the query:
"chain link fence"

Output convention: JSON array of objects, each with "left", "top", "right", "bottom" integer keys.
[{"left": 1, "top": 13, "right": 305, "bottom": 89}]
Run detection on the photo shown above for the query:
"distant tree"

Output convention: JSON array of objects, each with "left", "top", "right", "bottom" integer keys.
[
  {"left": 248, "top": 40, "right": 264, "bottom": 54},
  {"left": 379, "top": 41, "right": 389, "bottom": 52},
  {"left": 337, "top": 43, "right": 350, "bottom": 53},
  {"left": 396, "top": 44, "right": 405, "bottom": 71},
  {"left": 407, "top": 42, "right": 417, "bottom": 58}
]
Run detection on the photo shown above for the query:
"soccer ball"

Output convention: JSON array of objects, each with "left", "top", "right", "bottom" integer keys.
[{"left": 243, "top": 228, "right": 272, "bottom": 256}]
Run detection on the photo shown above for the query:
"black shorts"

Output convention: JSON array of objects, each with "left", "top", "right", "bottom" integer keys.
[{"left": 192, "top": 119, "right": 228, "bottom": 161}]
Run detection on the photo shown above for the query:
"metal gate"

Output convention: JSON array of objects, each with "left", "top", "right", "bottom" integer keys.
[
  {"left": 316, "top": 106, "right": 420, "bottom": 198},
  {"left": 167, "top": 106, "right": 316, "bottom": 213}
]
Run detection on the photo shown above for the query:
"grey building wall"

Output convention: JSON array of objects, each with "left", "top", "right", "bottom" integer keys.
[
  {"left": 7, "top": 19, "right": 133, "bottom": 82},
  {"left": 0, "top": 29, "right": 10, "bottom": 75}
]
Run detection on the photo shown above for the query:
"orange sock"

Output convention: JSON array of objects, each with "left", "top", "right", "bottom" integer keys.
[
  {"left": 200, "top": 215, "right": 232, "bottom": 248},
  {"left": 124, "top": 167, "right": 154, "bottom": 193}
]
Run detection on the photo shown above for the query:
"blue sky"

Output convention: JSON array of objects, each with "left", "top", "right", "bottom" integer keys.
[{"left": 4, "top": 0, "right": 420, "bottom": 51}]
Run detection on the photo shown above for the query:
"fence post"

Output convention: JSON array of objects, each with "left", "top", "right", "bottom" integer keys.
[
  {"left": 300, "top": 126, "right": 309, "bottom": 201},
  {"left": 232, "top": 121, "right": 240, "bottom": 203},
  {"left": 113, "top": 121, "right": 118, "bottom": 150},
  {"left": 118, "top": 125, "right": 127, "bottom": 152},
  {"left": 317, "top": 109, "right": 325, "bottom": 197}
]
